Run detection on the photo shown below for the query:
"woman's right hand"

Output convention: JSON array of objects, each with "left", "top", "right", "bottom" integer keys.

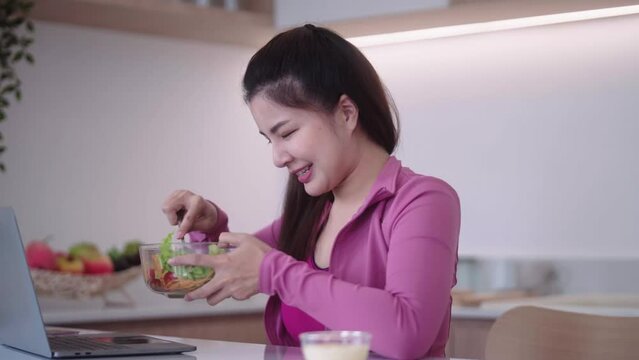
[{"left": 162, "top": 190, "right": 218, "bottom": 239}]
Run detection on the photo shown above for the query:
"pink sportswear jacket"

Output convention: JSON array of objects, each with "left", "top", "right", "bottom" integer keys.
[{"left": 198, "top": 156, "right": 460, "bottom": 359}]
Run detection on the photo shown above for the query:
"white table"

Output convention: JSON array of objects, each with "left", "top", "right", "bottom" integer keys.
[{"left": 1, "top": 334, "right": 467, "bottom": 359}]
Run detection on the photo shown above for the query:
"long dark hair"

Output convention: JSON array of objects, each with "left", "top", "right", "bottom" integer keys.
[{"left": 242, "top": 24, "right": 399, "bottom": 260}]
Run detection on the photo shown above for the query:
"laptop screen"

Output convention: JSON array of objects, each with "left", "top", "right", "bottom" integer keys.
[
  {"left": 0, "top": 207, "right": 52, "bottom": 357},
  {"left": 0, "top": 208, "right": 197, "bottom": 359}
]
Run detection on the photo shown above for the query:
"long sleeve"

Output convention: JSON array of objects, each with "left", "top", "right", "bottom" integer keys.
[
  {"left": 259, "top": 183, "right": 460, "bottom": 359},
  {"left": 253, "top": 218, "right": 282, "bottom": 248},
  {"left": 189, "top": 201, "right": 282, "bottom": 247},
  {"left": 187, "top": 202, "right": 230, "bottom": 242}
]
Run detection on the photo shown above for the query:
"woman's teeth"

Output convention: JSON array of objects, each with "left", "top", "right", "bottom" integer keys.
[{"left": 297, "top": 166, "right": 310, "bottom": 176}]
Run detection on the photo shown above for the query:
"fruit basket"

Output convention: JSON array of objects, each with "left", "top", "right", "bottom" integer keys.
[
  {"left": 30, "top": 266, "right": 141, "bottom": 299},
  {"left": 25, "top": 238, "right": 144, "bottom": 300}
]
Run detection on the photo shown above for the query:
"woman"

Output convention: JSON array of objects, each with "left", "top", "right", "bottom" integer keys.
[{"left": 163, "top": 24, "right": 460, "bottom": 359}]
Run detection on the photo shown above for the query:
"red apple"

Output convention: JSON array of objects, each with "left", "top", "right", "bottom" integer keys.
[
  {"left": 82, "top": 255, "right": 114, "bottom": 275},
  {"left": 25, "top": 240, "right": 57, "bottom": 270}
]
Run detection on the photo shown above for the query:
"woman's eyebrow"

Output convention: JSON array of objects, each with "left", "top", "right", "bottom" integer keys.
[{"left": 259, "top": 120, "right": 291, "bottom": 136}]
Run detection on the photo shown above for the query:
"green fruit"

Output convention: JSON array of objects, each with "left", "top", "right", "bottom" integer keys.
[
  {"left": 68, "top": 242, "right": 101, "bottom": 260},
  {"left": 123, "top": 240, "right": 142, "bottom": 255},
  {"left": 123, "top": 239, "right": 142, "bottom": 266},
  {"left": 108, "top": 247, "right": 130, "bottom": 272}
]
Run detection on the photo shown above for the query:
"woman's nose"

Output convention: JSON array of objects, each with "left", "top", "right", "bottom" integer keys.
[{"left": 272, "top": 143, "right": 292, "bottom": 168}]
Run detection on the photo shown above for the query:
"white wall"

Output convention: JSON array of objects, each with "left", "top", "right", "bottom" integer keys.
[
  {"left": 1, "top": 15, "right": 638, "bottom": 258},
  {"left": 365, "top": 15, "right": 639, "bottom": 258},
  {"left": 0, "top": 23, "right": 285, "bottom": 250}
]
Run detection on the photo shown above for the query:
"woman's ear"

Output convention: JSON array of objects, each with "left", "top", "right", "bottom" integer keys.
[{"left": 336, "top": 94, "right": 359, "bottom": 133}]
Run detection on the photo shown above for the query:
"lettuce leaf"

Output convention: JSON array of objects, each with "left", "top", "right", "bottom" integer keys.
[
  {"left": 159, "top": 232, "right": 174, "bottom": 273},
  {"left": 159, "top": 232, "right": 218, "bottom": 280}
]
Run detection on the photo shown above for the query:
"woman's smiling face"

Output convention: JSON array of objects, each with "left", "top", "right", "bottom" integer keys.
[{"left": 249, "top": 93, "right": 357, "bottom": 197}]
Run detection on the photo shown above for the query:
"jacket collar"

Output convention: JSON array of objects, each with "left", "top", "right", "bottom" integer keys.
[
  {"left": 357, "top": 155, "right": 402, "bottom": 212},
  {"left": 321, "top": 156, "right": 403, "bottom": 222}
]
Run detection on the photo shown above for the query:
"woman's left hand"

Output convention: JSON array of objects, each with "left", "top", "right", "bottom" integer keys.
[{"left": 168, "top": 232, "right": 272, "bottom": 306}]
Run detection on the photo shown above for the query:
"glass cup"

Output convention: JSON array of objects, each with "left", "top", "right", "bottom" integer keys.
[{"left": 299, "top": 331, "right": 372, "bottom": 360}]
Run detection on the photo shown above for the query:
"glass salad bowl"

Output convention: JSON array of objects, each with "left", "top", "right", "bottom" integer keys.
[{"left": 140, "top": 234, "right": 226, "bottom": 298}]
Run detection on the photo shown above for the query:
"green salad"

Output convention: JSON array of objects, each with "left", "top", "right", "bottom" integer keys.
[{"left": 159, "top": 232, "right": 224, "bottom": 280}]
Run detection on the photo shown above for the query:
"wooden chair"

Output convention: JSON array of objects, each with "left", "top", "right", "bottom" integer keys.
[{"left": 484, "top": 305, "right": 639, "bottom": 360}]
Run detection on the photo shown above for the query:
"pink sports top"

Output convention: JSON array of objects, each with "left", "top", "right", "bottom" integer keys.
[{"left": 280, "top": 257, "right": 327, "bottom": 345}]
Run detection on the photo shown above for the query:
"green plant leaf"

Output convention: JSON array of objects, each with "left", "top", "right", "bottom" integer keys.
[
  {"left": 1, "top": 84, "right": 16, "bottom": 94},
  {"left": 9, "top": 17, "right": 25, "bottom": 28},
  {"left": 20, "top": 1, "right": 35, "bottom": 12},
  {"left": 11, "top": 51, "right": 23, "bottom": 62},
  {"left": 5, "top": 33, "right": 19, "bottom": 47},
  {"left": 19, "top": 37, "right": 33, "bottom": 47},
  {"left": 0, "top": 0, "right": 36, "bottom": 174}
]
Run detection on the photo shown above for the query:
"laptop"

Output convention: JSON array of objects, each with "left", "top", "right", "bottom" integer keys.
[{"left": 0, "top": 207, "right": 197, "bottom": 358}]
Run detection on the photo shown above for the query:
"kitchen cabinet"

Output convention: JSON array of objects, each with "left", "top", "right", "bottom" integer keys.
[
  {"left": 31, "top": 0, "right": 637, "bottom": 47},
  {"left": 71, "top": 311, "right": 496, "bottom": 355},
  {"left": 72, "top": 312, "right": 268, "bottom": 344},
  {"left": 447, "top": 317, "right": 494, "bottom": 360},
  {"left": 72, "top": 308, "right": 497, "bottom": 358},
  {"left": 41, "top": 291, "right": 270, "bottom": 343},
  {"left": 31, "top": 0, "right": 275, "bottom": 47}
]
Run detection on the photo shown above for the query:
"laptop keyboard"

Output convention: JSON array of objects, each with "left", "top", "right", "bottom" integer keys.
[{"left": 49, "top": 336, "right": 129, "bottom": 351}]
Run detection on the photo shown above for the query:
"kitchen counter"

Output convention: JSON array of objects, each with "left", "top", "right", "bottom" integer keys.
[
  {"left": 478, "top": 293, "right": 639, "bottom": 317},
  {"left": 40, "top": 277, "right": 268, "bottom": 325},
  {"left": 451, "top": 306, "right": 503, "bottom": 320},
  {"left": 42, "top": 295, "right": 268, "bottom": 325},
  {"left": 41, "top": 295, "right": 513, "bottom": 325},
  {"left": 451, "top": 293, "right": 639, "bottom": 321},
  {"left": 41, "top": 278, "right": 639, "bottom": 325},
  {"left": 452, "top": 257, "right": 639, "bottom": 321},
  {"left": 43, "top": 299, "right": 502, "bottom": 325},
  {"left": 38, "top": 282, "right": 639, "bottom": 360}
]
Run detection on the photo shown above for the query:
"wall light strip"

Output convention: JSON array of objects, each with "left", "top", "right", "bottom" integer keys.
[{"left": 347, "top": 5, "right": 639, "bottom": 47}]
